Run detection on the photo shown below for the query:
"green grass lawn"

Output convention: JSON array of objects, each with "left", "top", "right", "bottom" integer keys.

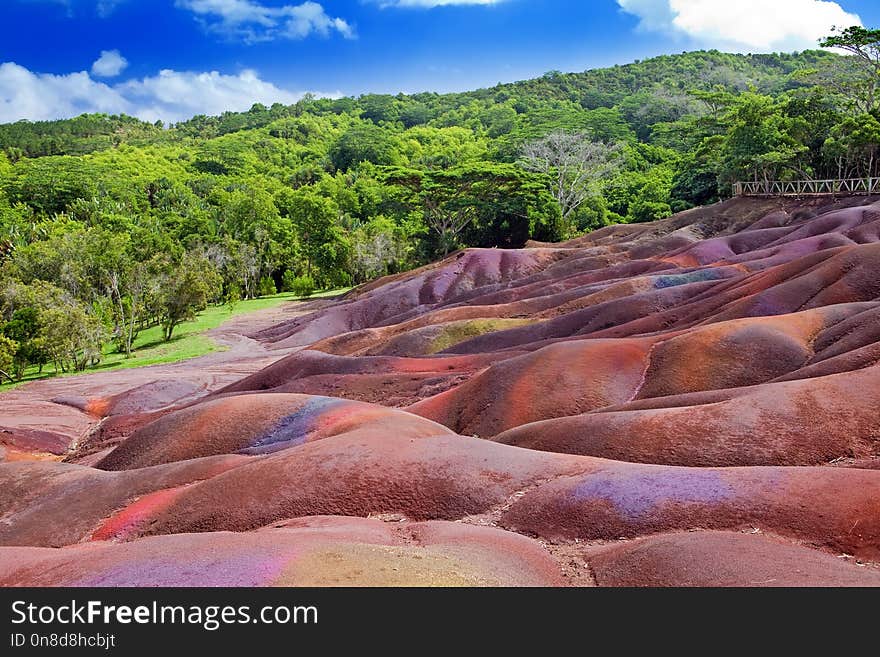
[{"left": 0, "top": 287, "right": 349, "bottom": 391}]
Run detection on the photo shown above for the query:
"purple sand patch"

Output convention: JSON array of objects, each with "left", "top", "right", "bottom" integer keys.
[
  {"left": 238, "top": 396, "right": 346, "bottom": 455},
  {"left": 685, "top": 241, "right": 734, "bottom": 263},
  {"left": 72, "top": 552, "right": 290, "bottom": 587},
  {"left": 571, "top": 468, "right": 736, "bottom": 518},
  {"left": 779, "top": 239, "right": 823, "bottom": 258},
  {"left": 747, "top": 294, "right": 787, "bottom": 317}
]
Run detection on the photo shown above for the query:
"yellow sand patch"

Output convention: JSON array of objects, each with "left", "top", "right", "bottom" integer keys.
[
  {"left": 276, "top": 543, "right": 505, "bottom": 587},
  {"left": 427, "top": 318, "right": 534, "bottom": 354}
]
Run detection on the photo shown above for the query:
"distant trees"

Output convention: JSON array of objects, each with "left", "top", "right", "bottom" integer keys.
[
  {"left": 329, "top": 123, "right": 399, "bottom": 171},
  {"left": 418, "top": 170, "right": 481, "bottom": 256},
  {"left": 823, "top": 113, "right": 880, "bottom": 178},
  {"left": 2, "top": 157, "right": 101, "bottom": 215},
  {"left": 276, "top": 188, "right": 350, "bottom": 286},
  {"left": 819, "top": 26, "right": 880, "bottom": 115},
  {"left": 520, "top": 131, "right": 622, "bottom": 234},
  {"left": 358, "top": 95, "right": 400, "bottom": 124},
  {"left": 3, "top": 307, "right": 46, "bottom": 378},
  {"left": 0, "top": 114, "right": 162, "bottom": 159},
  {"left": 284, "top": 273, "right": 316, "bottom": 298},
  {"left": 805, "top": 26, "right": 880, "bottom": 180},
  {"left": 218, "top": 188, "right": 292, "bottom": 289},
  {"left": 107, "top": 260, "right": 149, "bottom": 357},
  {"left": 713, "top": 93, "right": 811, "bottom": 184},
  {"left": 156, "top": 253, "right": 222, "bottom": 342},
  {"left": 0, "top": 335, "right": 17, "bottom": 383},
  {"left": 0, "top": 279, "right": 106, "bottom": 374},
  {"left": 386, "top": 163, "right": 560, "bottom": 256},
  {"left": 349, "top": 217, "right": 408, "bottom": 283},
  {"left": 41, "top": 302, "right": 108, "bottom": 372}
]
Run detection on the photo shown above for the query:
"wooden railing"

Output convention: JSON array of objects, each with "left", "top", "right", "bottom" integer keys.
[{"left": 733, "top": 178, "right": 880, "bottom": 197}]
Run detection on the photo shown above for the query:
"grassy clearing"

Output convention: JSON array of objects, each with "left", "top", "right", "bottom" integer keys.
[{"left": 0, "top": 288, "right": 349, "bottom": 391}]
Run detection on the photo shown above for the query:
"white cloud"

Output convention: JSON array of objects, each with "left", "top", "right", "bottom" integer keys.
[
  {"left": 373, "top": 0, "right": 507, "bottom": 6},
  {"left": 117, "top": 69, "right": 308, "bottom": 123},
  {"left": 96, "top": 0, "right": 125, "bottom": 16},
  {"left": 0, "top": 63, "right": 128, "bottom": 123},
  {"left": 175, "top": 0, "right": 355, "bottom": 43},
  {"left": 20, "top": 0, "right": 127, "bottom": 17},
  {"left": 617, "top": 0, "right": 863, "bottom": 52},
  {"left": 91, "top": 49, "right": 128, "bottom": 77},
  {"left": 0, "top": 62, "right": 334, "bottom": 124}
]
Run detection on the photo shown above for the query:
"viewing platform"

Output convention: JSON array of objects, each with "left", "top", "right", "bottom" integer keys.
[{"left": 733, "top": 178, "right": 880, "bottom": 197}]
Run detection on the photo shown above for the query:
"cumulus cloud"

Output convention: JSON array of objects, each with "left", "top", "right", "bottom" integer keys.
[
  {"left": 0, "top": 63, "right": 127, "bottom": 123},
  {"left": 0, "top": 62, "right": 332, "bottom": 124},
  {"left": 175, "top": 0, "right": 355, "bottom": 43},
  {"left": 617, "top": 0, "right": 863, "bottom": 52},
  {"left": 117, "top": 69, "right": 308, "bottom": 123},
  {"left": 91, "top": 49, "right": 128, "bottom": 77}
]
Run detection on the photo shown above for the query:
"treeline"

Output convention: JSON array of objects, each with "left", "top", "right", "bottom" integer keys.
[
  {"left": 0, "top": 29, "right": 878, "bottom": 379},
  {"left": 0, "top": 114, "right": 164, "bottom": 160}
]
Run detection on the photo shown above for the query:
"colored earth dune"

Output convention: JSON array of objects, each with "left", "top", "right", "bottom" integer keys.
[{"left": 2, "top": 195, "right": 880, "bottom": 586}]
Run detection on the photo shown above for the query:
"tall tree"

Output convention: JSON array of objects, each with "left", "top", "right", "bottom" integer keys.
[
  {"left": 276, "top": 188, "right": 348, "bottom": 284},
  {"left": 712, "top": 92, "right": 811, "bottom": 185},
  {"left": 0, "top": 335, "right": 18, "bottom": 383},
  {"left": 157, "top": 253, "right": 222, "bottom": 342},
  {"left": 819, "top": 26, "right": 880, "bottom": 115},
  {"left": 519, "top": 131, "right": 622, "bottom": 233}
]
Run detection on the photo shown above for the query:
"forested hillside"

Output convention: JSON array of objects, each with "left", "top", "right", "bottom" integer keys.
[{"left": 0, "top": 28, "right": 878, "bottom": 380}]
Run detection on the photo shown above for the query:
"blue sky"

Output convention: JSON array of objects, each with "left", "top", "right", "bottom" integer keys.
[{"left": 1, "top": 0, "right": 878, "bottom": 123}]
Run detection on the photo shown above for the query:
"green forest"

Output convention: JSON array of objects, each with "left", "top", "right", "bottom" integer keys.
[{"left": 0, "top": 26, "right": 878, "bottom": 381}]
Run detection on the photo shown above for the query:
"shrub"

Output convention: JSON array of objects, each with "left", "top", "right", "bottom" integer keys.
[
  {"left": 628, "top": 199, "right": 672, "bottom": 223},
  {"left": 257, "top": 275, "right": 277, "bottom": 297},
  {"left": 281, "top": 270, "right": 297, "bottom": 293},
  {"left": 225, "top": 283, "right": 241, "bottom": 312},
  {"left": 0, "top": 335, "right": 18, "bottom": 383},
  {"left": 286, "top": 274, "right": 315, "bottom": 298}
]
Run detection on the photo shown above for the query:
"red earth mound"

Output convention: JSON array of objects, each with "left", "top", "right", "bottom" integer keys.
[
  {"left": 492, "top": 346, "right": 880, "bottom": 466},
  {"left": 4, "top": 195, "right": 880, "bottom": 586},
  {"left": 0, "top": 426, "right": 70, "bottom": 462},
  {"left": 96, "top": 393, "right": 453, "bottom": 470},
  {"left": 212, "top": 348, "right": 509, "bottom": 407},
  {"left": 588, "top": 531, "right": 880, "bottom": 587},
  {"left": 0, "top": 457, "right": 248, "bottom": 548}
]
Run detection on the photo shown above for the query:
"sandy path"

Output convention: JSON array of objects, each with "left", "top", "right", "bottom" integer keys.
[{"left": 0, "top": 298, "right": 333, "bottom": 447}]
